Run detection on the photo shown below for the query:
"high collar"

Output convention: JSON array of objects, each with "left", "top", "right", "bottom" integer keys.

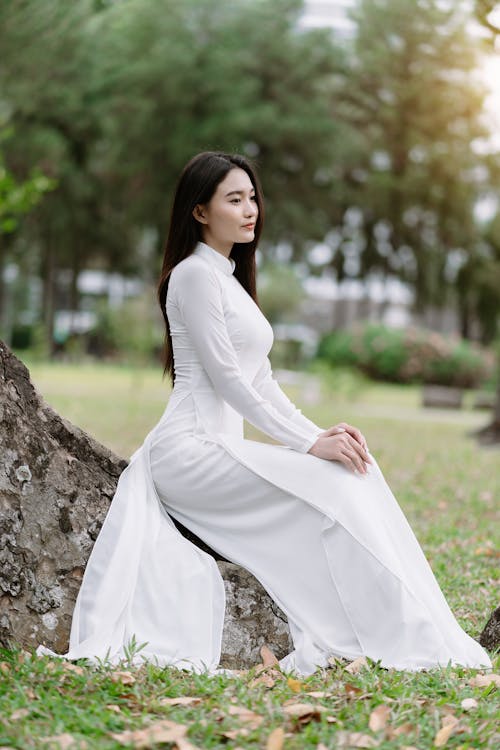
[{"left": 193, "top": 241, "right": 236, "bottom": 276}]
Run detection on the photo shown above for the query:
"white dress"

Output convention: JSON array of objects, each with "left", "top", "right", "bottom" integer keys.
[{"left": 37, "top": 240, "right": 492, "bottom": 676}]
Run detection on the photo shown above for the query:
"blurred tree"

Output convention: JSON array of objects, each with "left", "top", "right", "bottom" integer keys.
[
  {"left": 0, "top": 0, "right": 344, "bottom": 351},
  {"left": 329, "top": 0, "right": 492, "bottom": 335},
  {"left": 0, "top": 125, "right": 56, "bottom": 342},
  {"left": 473, "top": 0, "right": 500, "bottom": 443}
]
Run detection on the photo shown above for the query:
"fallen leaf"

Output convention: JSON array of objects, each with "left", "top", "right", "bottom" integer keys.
[
  {"left": 287, "top": 677, "right": 302, "bottom": 692},
  {"left": 468, "top": 673, "right": 500, "bottom": 688},
  {"left": 62, "top": 662, "right": 84, "bottom": 675},
  {"left": 111, "top": 670, "right": 136, "bottom": 685},
  {"left": 261, "top": 645, "right": 279, "bottom": 668},
  {"left": 433, "top": 716, "right": 460, "bottom": 747},
  {"left": 0, "top": 662, "right": 10, "bottom": 674},
  {"left": 40, "top": 735, "right": 86, "bottom": 749},
  {"left": 226, "top": 705, "right": 264, "bottom": 728},
  {"left": 282, "top": 702, "right": 326, "bottom": 724},
  {"left": 106, "top": 704, "right": 122, "bottom": 714},
  {"left": 248, "top": 668, "right": 280, "bottom": 688},
  {"left": 111, "top": 719, "right": 199, "bottom": 749},
  {"left": 344, "top": 683, "right": 362, "bottom": 698},
  {"left": 158, "top": 696, "right": 203, "bottom": 707},
  {"left": 460, "top": 697, "right": 478, "bottom": 711},
  {"left": 386, "top": 723, "right": 415, "bottom": 738},
  {"left": 368, "top": 704, "right": 391, "bottom": 731},
  {"left": 266, "top": 726, "right": 285, "bottom": 749},
  {"left": 306, "top": 690, "right": 334, "bottom": 698},
  {"left": 10, "top": 708, "right": 29, "bottom": 721},
  {"left": 220, "top": 728, "right": 250, "bottom": 740},
  {"left": 336, "top": 730, "right": 380, "bottom": 748},
  {"left": 345, "top": 656, "right": 368, "bottom": 674}
]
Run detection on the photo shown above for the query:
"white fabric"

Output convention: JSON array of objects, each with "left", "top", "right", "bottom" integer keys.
[{"left": 37, "top": 240, "right": 492, "bottom": 675}]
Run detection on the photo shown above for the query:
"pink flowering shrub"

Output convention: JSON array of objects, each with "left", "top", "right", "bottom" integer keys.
[{"left": 316, "top": 323, "right": 494, "bottom": 388}]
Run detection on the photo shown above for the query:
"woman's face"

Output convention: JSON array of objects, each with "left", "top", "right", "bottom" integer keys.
[{"left": 193, "top": 167, "right": 259, "bottom": 254}]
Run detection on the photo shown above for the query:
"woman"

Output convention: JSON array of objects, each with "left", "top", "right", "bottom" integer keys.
[{"left": 38, "top": 151, "right": 491, "bottom": 676}]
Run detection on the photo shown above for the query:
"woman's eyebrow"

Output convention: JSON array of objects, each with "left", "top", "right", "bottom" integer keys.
[{"left": 224, "top": 189, "right": 256, "bottom": 197}]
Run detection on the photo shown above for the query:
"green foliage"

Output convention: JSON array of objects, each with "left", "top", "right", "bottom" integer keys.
[
  {"left": 88, "top": 291, "right": 163, "bottom": 364},
  {"left": 317, "top": 323, "right": 494, "bottom": 388},
  {"left": 257, "top": 262, "right": 305, "bottom": 324},
  {"left": 0, "top": 126, "right": 56, "bottom": 234}
]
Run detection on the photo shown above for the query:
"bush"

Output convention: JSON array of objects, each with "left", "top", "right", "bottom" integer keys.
[{"left": 317, "top": 323, "right": 494, "bottom": 388}]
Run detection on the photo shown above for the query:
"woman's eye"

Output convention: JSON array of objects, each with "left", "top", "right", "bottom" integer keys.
[
  {"left": 251, "top": 195, "right": 257, "bottom": 201},
  {"left": 231, "top": 198, "right": 241, "bottom": 204}
]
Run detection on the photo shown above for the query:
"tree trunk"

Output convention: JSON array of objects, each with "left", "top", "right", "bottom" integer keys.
[
  {"left": 474, "top": 352, "right": 500, "bottom": 446},
  {"left": 0, "top": 342, "right": 292, "bottom": 668}
]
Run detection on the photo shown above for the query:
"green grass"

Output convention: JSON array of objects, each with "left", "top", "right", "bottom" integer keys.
[{"left": 2, "top": 359, "right": 498, "bottom": 748}]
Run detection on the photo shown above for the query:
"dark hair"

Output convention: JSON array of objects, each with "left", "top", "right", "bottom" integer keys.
[{"left": 157, "top": 151, "right": 265, "bottom": 383}]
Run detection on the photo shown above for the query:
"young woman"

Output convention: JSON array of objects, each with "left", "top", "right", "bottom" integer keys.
[{"left": 38, "top": 151, "right": 491, "bottom": 676}]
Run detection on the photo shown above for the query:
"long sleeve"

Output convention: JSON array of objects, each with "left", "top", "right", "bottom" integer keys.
[
  {"left": 251, "top": 356, "right": 325, "bottom": 435},
  {"left": 172, "top": 260, "right": 320, "bottom": 454}
]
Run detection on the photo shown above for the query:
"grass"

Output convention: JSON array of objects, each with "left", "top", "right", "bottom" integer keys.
[{"left": 1, "top": 358, "right": 499, "bottom": 748}]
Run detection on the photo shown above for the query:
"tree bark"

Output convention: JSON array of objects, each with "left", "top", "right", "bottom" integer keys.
[{"left": 0, "top": 342, "right": 292, "bottom": 668}]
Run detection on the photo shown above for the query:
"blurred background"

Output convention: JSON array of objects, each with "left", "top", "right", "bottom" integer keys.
[{"left": 1, "top": 0, "right": 500, "bottom": 449}]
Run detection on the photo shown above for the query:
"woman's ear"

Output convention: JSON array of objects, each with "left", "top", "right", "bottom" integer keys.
[{"left": 192, "top": 204, "right": 208, "bottom": 224}]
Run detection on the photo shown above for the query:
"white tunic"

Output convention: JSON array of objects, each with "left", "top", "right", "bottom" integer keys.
[{"left": 37, "top": 240, "right": 492, "bottom": 676}]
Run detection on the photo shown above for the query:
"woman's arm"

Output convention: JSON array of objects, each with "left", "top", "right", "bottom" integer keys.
[
  {"left": 251, "top": 356, "right": 325, "bottom": 435},
  {"left": 172, "top": 259, "right": 320, "bottom": 453}
]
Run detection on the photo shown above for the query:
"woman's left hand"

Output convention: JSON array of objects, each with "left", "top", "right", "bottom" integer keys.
[{"left": 318, "top": 422, "right": 369, "bottom": 453}]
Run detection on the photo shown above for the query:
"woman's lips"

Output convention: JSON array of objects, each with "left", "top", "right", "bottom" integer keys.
[{"left": 242, "top": 224, "right": 255, "bottom": 229}]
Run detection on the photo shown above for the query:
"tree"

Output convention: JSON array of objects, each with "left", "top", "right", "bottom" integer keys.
[
  {"left": 473, "top": 0, "right": 500, "bottom": 443},
  {"left": 326, "top": 0, "right": 492, "bottom": 333}
]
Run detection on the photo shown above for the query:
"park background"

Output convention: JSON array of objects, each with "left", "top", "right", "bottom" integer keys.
[{"left": 1, "top": 1, "right": 499, "bottom": 749}]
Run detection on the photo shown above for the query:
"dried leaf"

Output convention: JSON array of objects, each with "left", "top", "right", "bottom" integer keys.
[
  {"left": 386, "top": 722, "right": 415, "bottom": 738},
  {"left": 306, "top": 690, "right": 333, "bottom": 698},
  {"left": 468, "top": 673, "right": 500, "bottom": 688},
  {"left": 159, "top": 696, "right": 203, "bottom": 707},
  {"left": 39, "top": 735, "right": 86, "bottom": 749},
  {"left": 433, "top": 716, "right": 460, "bottom": 747},
  {"left": 266, "top": 726, "right": 285, "bottom": 750},
  {"left": 344, "top": 683, "right": 362, "bottom": 698},
  {"left": 335, "top": 730, "right": 380, "bottom": 748},
  {"left": 0, "top": 662, "right": 10, "bottom": 674},
  {"left": 111, "top": 718, "right": 198, "bottom": 748},
  {"left": 248, "top": 671, "right": 277, "bottom": 689},
  {"left": 220, "top": 728, "right": 250, "bottom": 740},
  {"left": 261, "top": 645, "right": 279, "bottom": 667},
  {"left": 282, "top": 702, "right": 326, "bottom": 724},
  {"left": 106, "top": 704, "right": 122, "bottom": 714},
  {"left": 62, "top": 662, "right": 84, "bottom": 675},
  {"left": 226, "top": 705, "right": 264, "bottom": 728},
  {"left": 345, "top": 656, "right": 368, "bottom": 674},
  {"left": 287, "top": 677, "right": 302, "bottom": 692},
  {"left": 111, "top": 670, "right": 136, "bottom": 685},
  {"left": 460, "top": 697, "right": 478, "bottom": 711},
  {"left": 368, "top": 704, "right": 391, "bottom": 731},
  {"left": 10, "top": 708, "right": 29, "bottom": 721}
]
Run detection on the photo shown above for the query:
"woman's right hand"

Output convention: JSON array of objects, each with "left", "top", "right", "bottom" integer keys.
[{"left": 307, "top": 428, "right": 372, "bottom": 474}]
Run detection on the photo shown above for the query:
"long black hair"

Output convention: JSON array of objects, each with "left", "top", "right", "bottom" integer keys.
[{"left": 157, "top": 151, "right": 265, "bottom": 384}]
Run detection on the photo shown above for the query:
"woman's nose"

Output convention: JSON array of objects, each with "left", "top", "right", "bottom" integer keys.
[{"left": 245, "top": 200, "right": 258, "bottom": 217}]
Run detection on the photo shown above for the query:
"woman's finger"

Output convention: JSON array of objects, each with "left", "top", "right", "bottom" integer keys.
[
  {"left": 342, "top": 448, "right": 366, "bottom": 474},
  {"left": 346, "top": 434, "right": 372, "bottom": 464}
]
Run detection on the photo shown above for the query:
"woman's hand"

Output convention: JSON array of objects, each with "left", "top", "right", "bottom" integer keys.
[
  {"left": 308, "top": 423, "right": 372, "bottom": 474},
  {"left": 320, "top": 422, "right": 369, "bottom": 452}
]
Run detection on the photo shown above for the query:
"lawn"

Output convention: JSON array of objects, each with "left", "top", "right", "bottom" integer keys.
[{"left": 1, "top": 359, "right": 498, "bottom": 749}]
